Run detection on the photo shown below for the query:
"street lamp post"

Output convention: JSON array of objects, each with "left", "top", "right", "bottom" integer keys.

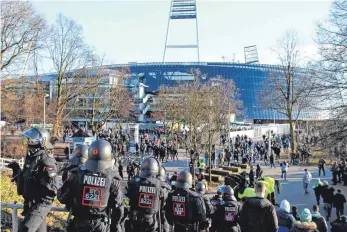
[{"left": 43, "top": 94, "right": 49, "bottom": 129}]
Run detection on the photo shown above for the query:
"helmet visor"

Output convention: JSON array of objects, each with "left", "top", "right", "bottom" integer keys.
[{"left": 22, "top": 128, "right": 41, "bottom": 146}]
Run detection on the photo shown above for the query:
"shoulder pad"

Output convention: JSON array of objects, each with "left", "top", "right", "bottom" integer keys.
[
  {"left": 112, "top": 173, "right": 122, "bottom": 180},
  {"left": 161, "top": 182, "right": 172, "bottom": 190},
  {"left": 188, "top": 190, "right": 200, "bottom": 197}
]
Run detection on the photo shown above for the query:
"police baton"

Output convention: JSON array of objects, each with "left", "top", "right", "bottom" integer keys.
[
  {"left": 157, "top": 211, "right": 162, "bottom": 232},
  {"left": 66, "top": 209, "right": 72, "bottom": 227}
]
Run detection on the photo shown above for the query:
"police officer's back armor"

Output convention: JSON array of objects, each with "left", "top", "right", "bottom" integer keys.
[
  {"left": 127, "top": 176, "right": 161, "bottom": 215},
  {"left": 165, "top": 170, "right": 206, "bottom": 232},
  {"left": 58, "top": 139, "right": 123, "bottom": 232},
  {"left": 125, "top": 157, "right": 165, "bottom": 232},
  {"left": 212, "top": 186, "right": 242, "bottom": 232},
  {"left": 19, "top": 149, "right": 58, "bottom": 200},
  {"left": 212, "top": 200, "right": 242, "bottom": 232},
  {"left": 14, "top": 128, "right": 58, "bottom": 232}
]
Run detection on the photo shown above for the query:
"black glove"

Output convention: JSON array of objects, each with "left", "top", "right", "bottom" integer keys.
[{"left": 7, "top": 161, "right": 21, "bottom": 182}]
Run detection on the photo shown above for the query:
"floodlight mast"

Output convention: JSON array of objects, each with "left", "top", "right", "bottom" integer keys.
[{"left": 163, "top": 0, "right": 200, "bottom": 62}]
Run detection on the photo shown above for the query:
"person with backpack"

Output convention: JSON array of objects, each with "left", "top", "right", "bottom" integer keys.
[
  {"left": 276, "top": 200, "right": 296, "bottom": 232},
  {"left": 311, "top": 205, "right": 328, "bottom": 232}
]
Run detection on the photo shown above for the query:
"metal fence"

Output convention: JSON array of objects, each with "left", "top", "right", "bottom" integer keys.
[
  {"left": 0, "top": 158, "right": 24, "bottom": 169},
  {"left": 1, "top": 203, "right": 68, "bottom": 232}
]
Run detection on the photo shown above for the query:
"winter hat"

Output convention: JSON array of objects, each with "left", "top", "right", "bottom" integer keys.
[
  {"left": 300, "top": 208, "right": 312, "bottom": 223},
  {"left": 322, "top": 180, "right": 328, "bottom": 186},
  {"left": 280, "top": 199, "right": 291, "bottom": 213}
]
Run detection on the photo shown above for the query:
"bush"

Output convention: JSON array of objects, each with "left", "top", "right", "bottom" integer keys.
[{"left": 0, "top": 170, "right": 68, "bottom": 231}]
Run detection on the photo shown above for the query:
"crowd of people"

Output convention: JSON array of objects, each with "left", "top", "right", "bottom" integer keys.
[{"left": 6, "top": 126, "right": 347, "bottom": 232}]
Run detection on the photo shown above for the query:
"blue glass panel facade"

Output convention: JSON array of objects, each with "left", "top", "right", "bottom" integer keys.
[{"left": 107, "top": 62, "right": 304, "bottom": 120}]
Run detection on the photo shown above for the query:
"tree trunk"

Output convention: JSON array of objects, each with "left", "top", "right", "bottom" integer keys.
[
  {"left": 289, "top": 116, "right": 295, "bottom": 154},
  {"left": 52, "top": 111, "right": 62, "bottom": 137},
  {"left": 208, "top": 131, "right": 212, "bottom": 183}
]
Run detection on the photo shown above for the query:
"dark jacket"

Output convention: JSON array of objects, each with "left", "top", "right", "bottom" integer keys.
[
  {"left": 276, "top": 209, "right": 296, "bottom": 232},
  {"left": 311, "top": 211, "right": 328, "bottom": 232},
  {"left": 313, "top": 185, "right": 323, "bottom": 197},
  {"left": 333, "top": 193, "right": 346, "bottom": 208},
  {"left": 331, "top": 219, "right": 347, "bottom": 232},
  {"left": 289, "top": 222, "right": 319, "bottom": 232},
  {"left": 321, "top": 186, "right": 334, "bottom": 204},
  {"left": 239, "top": 197, "right": 278, "bottom": 232}
]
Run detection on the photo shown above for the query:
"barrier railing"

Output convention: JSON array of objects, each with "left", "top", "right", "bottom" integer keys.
[
  {"left": 0, "top": 157, "right": 25, "bottom": 169},
  {"left": 1, "top": 203, "right": 68, "bottom": 232}
]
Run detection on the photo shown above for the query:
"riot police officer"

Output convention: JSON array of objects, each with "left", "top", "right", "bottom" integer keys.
[
  {"left": 165, "top": 170, "right": 207, "bottom": 232},
  {"left": 158, "top": 166, "right": 172, "bottom": 232},
  {"left": 126, "top": 157, "right": 166, "bottom": 232},
  {"left": 61, "top": 144, "right": 88, "bottom": 182},
  {"left": 10, "top": 127, "right": 58, "bottom": 232},
  {"left": 196, "top": 182, "right": 214, "bottom": 231},
  {"left": 210, "top": 187, "right": 224, "bottom": 211},
  {"left": 58, "top": 139, "right": 123, "bottom": 232},
  {"left": 211, "top": 186, "right": 242, "bottom": 232}
]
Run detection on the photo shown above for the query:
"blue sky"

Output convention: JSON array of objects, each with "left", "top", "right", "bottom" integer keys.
[{"left": 32, "top": 0, "right": 333, "bottom": 72}]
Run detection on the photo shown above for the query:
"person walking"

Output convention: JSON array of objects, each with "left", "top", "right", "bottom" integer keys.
[
  {"left": 318, "top": 158, "right": 326, "bottom": 176},
  {"left": 276, "top": 199, "right": 296, "bottom": 232},
  {"left": 281, "top": 161, "right": 288, "bottom": 180},
  {"left": 270, "top": 154, "right": 276, "bottom": 168},
  {"left": 118, "top": 162, "right": 124, "bottom": 180},
  {"left": 333, "top": 189, "right": 346, "bottom": 219},
  {"left": 303, "top": 169, "right": 312, "bottom": 194},
  {"left": 311, "top": 205, "right": 328, "bottom": 232},
  {"left": 239, "top": 181, "right": 279, "bottom": 232},
  {"left": 312, "top": 179, "right": 323, "bottom": 205},
  {"left": 322, "top": 185, "right": 335, "bottom": 221}
]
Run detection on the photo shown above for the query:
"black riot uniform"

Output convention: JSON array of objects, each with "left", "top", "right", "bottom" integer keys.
[
  {"left": 10, "top": 128, "right": 58, "bottom": 232},
  {"left": 61, "top": 144, "right": 88, "bottom": 182},
  {"left": 158, "top": 166, "right": 172, "bottom": 232},
  {"left": 126, "top": 157, "right": 166, "bottom": 232},
  {"left": 165, "top": 170, "right": 207, "bottom": 232},
  {"left": 58, "top": 139, "right": 123, "bottom": 232},
  {"left": 211, "top": 186, "right": 242, "bottom": 232},
  {"left": 210, "top": 187, "right": 224, "bottom": 211},
  {"left": 196, "top": 182, "right": 214, "bottom": 231}
]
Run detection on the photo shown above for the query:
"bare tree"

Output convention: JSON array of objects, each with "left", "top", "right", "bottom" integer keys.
[
  {"left": 311, "top": 0, "right": 347, "bottom": 153},
  {"left": 261, "top": 30, "right": 315, "bottom": 154},
  {"left": 1, "top": 77, "right": 47, "bottom": 125},
  {"left": 46, "top": 14, "right": 99, "bottom": 136},
  {"left": 1, "top": 1, "right": 46, "bottom": 72},
  {"left": 82, "top": 69, "right": 134, "bottom": 135},
  {"left": 157, "top": 72, "right": 241, "bottom": 183}
]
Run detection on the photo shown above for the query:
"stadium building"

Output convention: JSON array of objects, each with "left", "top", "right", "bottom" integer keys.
[{"left": 36, "top": 0, "right": 315, "bottom": 128}]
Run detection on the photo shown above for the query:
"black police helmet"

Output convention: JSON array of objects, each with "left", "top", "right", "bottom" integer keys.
[
  {"left": 85, "top": 140, "right": 112, "bottom": 173},
  {"left": 22, "top": 127, "right": 54, "bottom": 149},
  {"left": 195, "top": 182, "right": 206, "bottom": 194},
  {"left": 139, "top": 157, "right": 160, "bottom": 178},
  {"left": 223, "top": 186, "right": 237, "bottom": 201},
  {"left": 70, "top": 144, "right": 89, "bottom": 166},
  {"left": 175, "top": 170, "right": 193, "bottom": 189},
  {"left": 158, "top": 166, "right": 166, "bottom": 181}
]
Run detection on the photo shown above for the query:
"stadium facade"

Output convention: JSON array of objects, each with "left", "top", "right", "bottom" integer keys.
[{"left": 37, "top": 61, "right": 314, "bottom": 128}]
